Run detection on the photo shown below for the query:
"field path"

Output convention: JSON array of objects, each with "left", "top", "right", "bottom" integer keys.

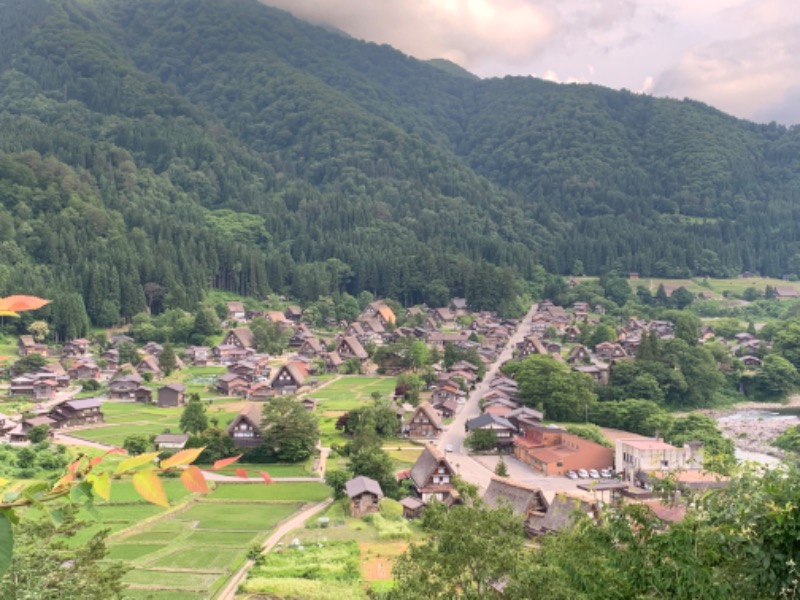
[{"left": 215, "top": 498, "right": 334, "bottom": 600}]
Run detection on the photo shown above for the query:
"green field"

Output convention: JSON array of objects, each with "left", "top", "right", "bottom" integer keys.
[
  {"left": 207, "top": 482, "right": 330, "bottom": 502},
  {"left": 104, "top": 480, "right": 331, "bottom": 599},
  {"left": 311, "top": 376, "right": 397, "bottom": 446},
  {"left": 74, "top": 400, "right": 239, "bottom": 447}
]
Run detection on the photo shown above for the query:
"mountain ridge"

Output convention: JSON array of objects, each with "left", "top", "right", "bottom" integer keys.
[{"left": 1, "top": 0, "right": 800, "bottom": 326}]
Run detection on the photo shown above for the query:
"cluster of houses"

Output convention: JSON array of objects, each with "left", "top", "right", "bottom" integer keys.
[
  {"left": 515, "top": 301, "right": 772, "bottom": 384},
  {"left": 0, "top": 398, "right": 103, "bottom": 443}
]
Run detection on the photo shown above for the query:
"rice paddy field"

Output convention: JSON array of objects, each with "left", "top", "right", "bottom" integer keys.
[{"left": 104, "top": 481, "right": 329, "bottom": 599}]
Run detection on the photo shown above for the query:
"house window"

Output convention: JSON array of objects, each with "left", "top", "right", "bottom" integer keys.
[
  {"left": 556, "top": 462, "right": 563, "bottom": 467},
  {"left": 661, "top": 460, "right": 669, "bottom": 468}
]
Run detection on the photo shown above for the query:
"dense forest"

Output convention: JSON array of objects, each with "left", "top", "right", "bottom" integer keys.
[{"left": 2, "top": 0, "right": 800, "bottom": 325}]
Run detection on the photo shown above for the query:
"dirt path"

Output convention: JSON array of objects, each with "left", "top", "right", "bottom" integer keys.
[{"left": 214, "top": 498, "right": 333, "bottom": 600}]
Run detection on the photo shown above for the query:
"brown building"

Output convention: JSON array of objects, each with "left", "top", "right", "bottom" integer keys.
[
  {"left": 405, "top": 401, "right": 443, "bottom": 439},
  {"left": 48, "top": 398, "right": 104, "bottom": 429},
  {"left": 345, "top": 476, "right": 384, "bottom": 517},
  {"left": 157, "top": 383, "right": 187, "bottom": 408},
  {"left": 407, "top": 444, "right": 458, "bottom": 505},
  {"left": 514, "top": 425, "right": 613, "bottom": 477},
  {"left": 270, "top": 362, "right": 308, "bottom": 394},
  {"left": 226, "top": 403, "right": 263, "bottom": 448},
  {"left": 483, "top": 477, "right": 549, "bottom": 536}
]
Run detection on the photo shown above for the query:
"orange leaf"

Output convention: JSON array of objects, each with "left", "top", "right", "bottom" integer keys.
[
  {"left": 259, "top": 471, "right": 273, "bottom": 485},
  {"left": 55, "top": 472, "right": 74, "bottom": 489},
  {"left": 89, "top": 456, "right": 104, "bottom": 466},
  {"left": 160, "top": 447, "right": 205, "bottom": 469},
  {"left": 234, "top": 468, "right": 248, "bottom": 479},
  {"left": 67, "top": 459, "right": 81, "bottom": 474},
  {"left": 105, "top": 448, "right": 127, "bottom": 456},
  {"left": 212, "top": 455, "right": 242, "bottom": 471},
  {"left": 132, "top": 470, "right": 170, "bottom": 508},
  {"left": 180, "top": 466, "right": 210, "bottom": 494},
  {"left": 116, "top": 452, "right": 160, "bottom": 474}
]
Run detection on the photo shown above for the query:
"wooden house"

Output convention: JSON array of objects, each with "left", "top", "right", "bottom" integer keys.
[
  {"left": 336, "top": 336, "right": 368, "bottom": 362},
  {"left": 136, "top": 355, "right": 162, "bottom": 379},
  {"left": 226, "top": 403, "right": 263, "bottom": 448},
  {"left": 216, "top": 372, "right": 250, "bottom": 396},
  {"left": 226, "top": 301, "right": 246, "bottom": 321},
  {"left": 157, "top": 383, "right": 187, "bottom": 408},
  {"left": 408, "top": 445, "right": 458, "bottom": 505},
  {"left": 483, "top": 477, "right": 549, "bottom": 536},
  {"left": 405, "top": 401, "right": 443, "bottom": 439},
  {"left": 270, "top": 362, "right": 308, "bottom": 394},
  {"left": 48, "top": 398, "right": 103, "bottom": 429},
  {"left": 154, "top": 433, "right": 189, "bottom": 451},
  {"left": 222, "top": 327, "right": 256, "bottom": 350},
  {"left": 62, "top": 338, "right": 91, "bottom": 357},
  {"left": 345, "top": 476, "right": 384, "bottom": 517}
]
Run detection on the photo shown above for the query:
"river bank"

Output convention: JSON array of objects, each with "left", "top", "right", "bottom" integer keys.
[{"left": 704, "top": 396, "right": 800, "bottom": 460}]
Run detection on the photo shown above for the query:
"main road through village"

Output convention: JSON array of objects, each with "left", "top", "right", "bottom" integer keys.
[{"left": 436, "top": 303, "right": 590, "bottom": 500}]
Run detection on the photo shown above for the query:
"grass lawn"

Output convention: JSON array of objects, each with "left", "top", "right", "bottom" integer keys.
[
  {"left": 103, "top": 479, "right": 193, "bottom": 504},
  {"left": 207, "top": 482, "right": 330, "bottom": 502},
  {"left": 311, "top": 375, "right": 397, "bottom": 446},
  {"left": 210, "top": 460, "right": 311, "bottom": 478},
  {"left": 386, "top": 449, "right": 422, "bottom": 469},
  {"left": 107, "top": 543, "right": 167, "bottom": 561},
  {"left": 124, "top": 590, "right": 205, "bottom": 600},
  {"left": 75, "top": 400, "right": 238, "bottom": 447}
]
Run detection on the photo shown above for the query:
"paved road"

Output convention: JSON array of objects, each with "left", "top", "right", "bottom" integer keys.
[
  {"left": 215, "top": 498, "right": 333, "bottom": 600},
  {"left": 436, "top": 303, "right": 538, "bottom": 492}
]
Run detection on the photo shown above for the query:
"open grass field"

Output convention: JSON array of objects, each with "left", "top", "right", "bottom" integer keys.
[
  {"left": 73, "top": 400, "right": 239, "bottom": 447},
  {"left": 209, "top": 460, "right": 312, "bottom": 478},
  {"left": 579, "top": 276, "right": 800, "bottom": 301},
  {"left": 311, "top": 375, "right": 397, "bottom": 446}
]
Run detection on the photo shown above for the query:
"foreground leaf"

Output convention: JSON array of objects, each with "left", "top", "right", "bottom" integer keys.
[
  {"left": 160, "top": 447, "right": 205, "bottom": 469},
  {"left": 235, "top": 468, "right": 248, "bottom": 479},
  {"left": 88, "top": 472, "right": 111, "bottom": 502},
  {"left": 116, "top": 452, "right": 160, "bottom": 474},
  {"left": 212, "top": 454, "right": 242, "bottom": 471},
  {"left": 259, "top": 471, "right": 273, "bottom": 485},
  {"left": 0, "top": 512, "right": 13, "bottom": 578},
  {"left": 180, "top": 466, "right": 210, "bottom": 494},
  {"left": 132, "top": 470, "right": 170, "bottom": 508}
]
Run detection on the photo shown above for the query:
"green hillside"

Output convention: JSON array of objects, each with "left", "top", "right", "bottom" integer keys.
[{"left": 1, "top": 0, "right": 800, "bottom": 325}]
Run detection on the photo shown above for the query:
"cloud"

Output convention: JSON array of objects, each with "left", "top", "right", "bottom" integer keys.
[
  {"left": 654, "top": 24, "right": 800, "bottom": 123},
  {"left": 261, "top": 0, "right": 800, "bottom": 123},
  {"left": 262, "top": 0, "right": 557, "bottom": 73}
]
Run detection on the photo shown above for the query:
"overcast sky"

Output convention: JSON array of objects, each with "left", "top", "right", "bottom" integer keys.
[{"left": 261, "top": 0, "right": 800, "bottom": 125}]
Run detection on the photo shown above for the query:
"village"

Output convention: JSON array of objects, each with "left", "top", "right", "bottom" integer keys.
[{"left": 2, "top": 289, "right": 769, "bottom": 530}]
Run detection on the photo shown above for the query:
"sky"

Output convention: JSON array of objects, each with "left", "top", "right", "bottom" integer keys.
[{"left": 261, "top": 0, "right": 800, "bottom": 125}]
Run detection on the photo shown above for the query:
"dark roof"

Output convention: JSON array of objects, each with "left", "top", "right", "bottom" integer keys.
[
  {"left": 63, "top": 398, "right": 102, "bottom": 410},
  {"left": 399, "top": 497, "right": 424, "bottom": 510},
  {"left": 483, "top": 477, "right": 548, "bottom": 515},
  {"left": 345, "top": 476, "right": 384, "bottom": 499},
  {"left": 409, "top": 445, "right": 451, "bottom": 488},
  {"left": 161, "top": 383, "right": 186, "bottom": 392},
  {"left": 226, "top": 403, "right": 263, "bottom": 434},
  {"left": 467, "top": 413, "right": 516, "bottom": 431},
  {"left": 529, "top": 494, "right": 595, "bottom": 535}
]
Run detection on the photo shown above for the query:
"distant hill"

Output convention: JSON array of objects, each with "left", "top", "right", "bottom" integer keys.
[
  {"left": 1, "top": 0, "right": 800, "bottom": 325},
  {"left": 425, "top": 59, "right": 481, "bottom": 81}
]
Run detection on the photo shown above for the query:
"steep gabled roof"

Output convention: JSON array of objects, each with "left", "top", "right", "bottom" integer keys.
[
  {"left": 345, "top": 475, "right": 384, "bottom": 499},
  {"left": 409, "top": 444, "right": 451, "bottom": 488},
  {"left": 226, "top": 403, "right": 263, "bottom": 435},
  {"left": 483, "top": 477, "right": 548, "bottom": 515},
  {"left": 409, "top": 401, "right": 442, "bottom": 429},
  {"left": 467, "top": 412, "right": 516, "bottom": 431}
]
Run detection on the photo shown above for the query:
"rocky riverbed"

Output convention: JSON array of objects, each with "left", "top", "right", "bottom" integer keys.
[{"left": 708, "top": 397, "right": 800, "bottom": 459}]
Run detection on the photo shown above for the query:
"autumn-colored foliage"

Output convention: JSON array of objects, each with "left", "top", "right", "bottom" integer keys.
[{"left": 0, "top": 445, "right": 252, "bottom": 577}]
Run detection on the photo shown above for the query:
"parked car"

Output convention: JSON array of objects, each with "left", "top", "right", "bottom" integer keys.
[
  {"left": 588, "top": 469, "right": 600, "bottom": 479},
  {"left": 600, "top": 468, "right": 613, "bottom": 479},
  {"left": 566, "top": 470, "right": 578, "bottom": 480},
  {"left": 445, "top": 444, "right": 454, "bottom": 453},
  {"left": 577, "top": 469, "right": 589, "bottom": 479}
]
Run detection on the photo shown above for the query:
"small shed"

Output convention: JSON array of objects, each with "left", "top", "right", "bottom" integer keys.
[
  {"left": 399, "top": 496, "right": 424, "bottom": 520},
  {"left": 154, "top": 433, "right": 189, "bottom": 451},
  {"left": 345, "top": 476, "right": 384, "bottom": 518}
]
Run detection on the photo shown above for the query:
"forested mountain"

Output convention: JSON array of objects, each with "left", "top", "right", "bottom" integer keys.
[{"left": 1, "top": 0, "right": 800, "bottom": 326}]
